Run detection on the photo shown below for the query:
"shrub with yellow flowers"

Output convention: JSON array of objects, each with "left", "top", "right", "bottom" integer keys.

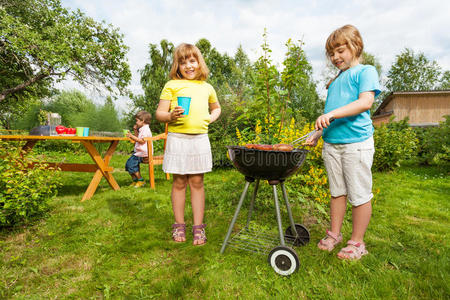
[
  {"left": 236, "top": 115, "right": 286, "bottom": 145},
  {"left": 235, "top": 118, "right": 331, "bottom": 205},
  {"left": 286, "top": 122, "right": 331, "bottom": 205}
]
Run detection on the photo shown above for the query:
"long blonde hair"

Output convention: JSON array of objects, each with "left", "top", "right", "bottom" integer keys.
[
  {"left": 169, "top": 43, "right": 209, "bottom": 80},
  {"left": 325, "top": 25, "right": 364, "bottom": 89}
]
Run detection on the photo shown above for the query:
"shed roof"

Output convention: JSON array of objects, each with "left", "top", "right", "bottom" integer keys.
[{"left": 373, "top": 90, "right": 450, "bottom": 116}]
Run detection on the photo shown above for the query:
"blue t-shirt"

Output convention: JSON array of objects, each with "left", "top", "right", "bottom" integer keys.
[{"left": 323, "top": 64, "right": 381, "bottom": 144}]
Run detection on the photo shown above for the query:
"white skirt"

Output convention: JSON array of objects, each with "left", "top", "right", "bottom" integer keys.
[{"left": 163, "top": 132, "right": 212, "bottom": 175}]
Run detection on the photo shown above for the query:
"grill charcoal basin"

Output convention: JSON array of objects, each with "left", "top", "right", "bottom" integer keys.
[{"left": 227, "top": 146, "right": 308, "bottom": 180}]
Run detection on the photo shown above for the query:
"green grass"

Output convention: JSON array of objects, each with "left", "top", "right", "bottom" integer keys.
[{"left": 1, "top": 153, "right": 449, "bottom": 299}]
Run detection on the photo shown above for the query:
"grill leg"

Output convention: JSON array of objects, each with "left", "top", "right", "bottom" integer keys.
[
  {"left": 272, "top": 185, "right": 286, "bottom": 246},
  {"left": 281, "top": 182, "right": 299, "bottom": 238},
  {"left": 220, "top": 180, "right": 252, "bottom": 254},
  {"left": 245, "top": 179, "right": 260, "bottom": 229}
]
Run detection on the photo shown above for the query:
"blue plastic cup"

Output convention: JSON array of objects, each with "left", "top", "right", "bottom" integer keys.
[
  {"left": 177, "top": 96, "right": 191, "bottom": 115},
  {"left": 83, "top": 127, "right": 89, "bottom": 137}
]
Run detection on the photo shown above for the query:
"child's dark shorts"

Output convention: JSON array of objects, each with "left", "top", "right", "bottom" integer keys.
[{"left": 125, "top": 155, "right": 144, "bottom": 174}]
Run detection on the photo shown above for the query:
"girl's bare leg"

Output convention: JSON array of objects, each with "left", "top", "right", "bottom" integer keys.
[
  {"left": 351, "top": 201, "right": 372, "bottom": 243},
  {"left": 318, "top": 195, "right": 347, "bottom": 250},
  {"left": 188, "top": 174, "right": 205, "bottom": 226},
  {"left": 172, "top": 174, "right": 188, "bottom": 236},
  {"left": 188, "top": 174, "right": 206, "bottom": 245},
  {"left": 330, "top": 195, "right": 347, "bottom": 235}
]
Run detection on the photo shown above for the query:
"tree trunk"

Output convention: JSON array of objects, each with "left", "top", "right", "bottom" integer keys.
[{"left": 0, "top": 73, "right": 48, "bottom": 101}]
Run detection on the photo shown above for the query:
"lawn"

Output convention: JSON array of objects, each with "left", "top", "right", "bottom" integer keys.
[{"left": 1, "top": 152, "right": 449, "bottom": 299}]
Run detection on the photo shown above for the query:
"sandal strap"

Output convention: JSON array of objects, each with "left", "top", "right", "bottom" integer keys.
[
  {"left": 172, "top": 223, "right": 186, "bottom": 239},
  {"left": 192, "top": 224, "right": 206, "bottom": 234},
  {"left": 339, "top": 240, "right": 368, "bottom": 259},
  {"left": 172, "top": 223, "right": 186, "bottom": 229},
  {"left": 192, "top": 224, "right": 207, "bottom": 242},
  {"left": 192, "top": 224, "right": 206, "bottom": 230},
  {"left": 325, "top": 230, "right": 341, "bottom": 242},
  {"left": 318, "top": 230, "right": 342, "bottom": 251},
  {"left": 342, "top": 240, "right": 366, "bottom": 254},
  {"left": 346, "top": 240, "right": 363, "bottom": 247}
]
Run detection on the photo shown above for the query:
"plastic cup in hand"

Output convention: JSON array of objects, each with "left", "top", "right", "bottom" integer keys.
[
  {"left": 177, "top": 96, "right": 191, "bottom": 116},
  {"left": 123, "top": 129, "right": 129, "bottom": 137},
  {"left": 83, "top": 127, "right": 89, "bottom": 137},
  {"left": 76, "top": 127, "right": 84, "bottom": 137}
]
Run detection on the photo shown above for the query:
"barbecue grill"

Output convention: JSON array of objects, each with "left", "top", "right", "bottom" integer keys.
[{"left": 220, "top": 146, "right": 311, "bottom": 276}]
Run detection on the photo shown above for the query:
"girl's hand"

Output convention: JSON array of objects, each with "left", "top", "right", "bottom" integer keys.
[
  {"left": 126, "top": 132, "right": 136, "bottom": 141},
  {"left": 170, "top": 106, "right": 185, "bottom": 121},
  {"left": 303, "top": 130, "right": 322, "bottom": 147},
  {"left": 315, "top": 113, "right": 334, "bottom": 130}
]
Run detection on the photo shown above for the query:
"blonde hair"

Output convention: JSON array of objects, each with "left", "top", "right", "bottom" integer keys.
[
  {"left": 326, "top": 24, "right": 364, "bottom": 59},
  {"left": 135, "top": 111, "right": 151, "bottom": 124},
  {"left": 169, "top": 43, "right": 209, "bottom": 80},
  {"left": 325, "top": 25, "right": 364, "bottom": 89}
]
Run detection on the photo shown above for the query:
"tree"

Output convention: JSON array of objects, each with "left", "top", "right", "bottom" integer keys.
[
  {"left": 196, "top": 38, "right": 236, "bottom": 93},
  {"left": 196, "top": 39, "right": 253, "bottom": 138},
  {"left": 89, "top": 96, "right": 123, "bottom": 132},
  {"left": 17, "top": 90, "right": 123, "bottom": 131},
  {"left": 386, "top": 48, "right": 442, "bottom": 92},
  {"left": 130, "top": 40, "right": 174, "bottom": 131},
  {"left": 440, "top": 70, "right": 450, "bottom": 90},
  {"left": 0, "top": 0, "right": 131, "bottom": 103},
  {"left": 250, "top": 32, "right": 321, "bottom": 129},
  {"left": 228, "top": 45, "right": 254, "bottom": 103},
  {"left": 46, "top": 90, "right": 100, "bottom": 129},
  {"left": 251, "top": 29, "right": 282, "bottom": 126},
  {"left": 281, "top": 39, "right": 322, "bottom": 123}
]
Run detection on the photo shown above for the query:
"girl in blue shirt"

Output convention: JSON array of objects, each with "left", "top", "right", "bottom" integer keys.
[{"left": 305, "top": 25, "right": 381, "bottom": 260}]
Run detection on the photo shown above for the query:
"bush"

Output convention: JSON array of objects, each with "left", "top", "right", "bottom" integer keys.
[
  {"left": 287, "top": 123, "right": 330, "bottom": 205},
  {"left": 373, "top": 119, "right": 418, "bottom": 171},
  {"left": 0, "top": 142, "right": 61, "bottom": 227},
  {"left": 210, "top": 134, "right": 234, "bottom": 168},
  {"left": 414, "top": 115, "right": 450, "bottom": 165}
]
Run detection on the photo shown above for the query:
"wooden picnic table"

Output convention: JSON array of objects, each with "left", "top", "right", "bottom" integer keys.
[{"left": 0, "top": 134, "right": 129, "bottom": 201}]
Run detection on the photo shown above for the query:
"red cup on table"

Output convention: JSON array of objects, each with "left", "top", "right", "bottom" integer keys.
[{"left": 55, "top": 125, "right": 66, "bottom": 134}]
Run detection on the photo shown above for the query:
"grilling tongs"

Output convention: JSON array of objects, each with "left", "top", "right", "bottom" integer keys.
[{"left": 290, "top": 117, "right": 335, "bottom": 147}]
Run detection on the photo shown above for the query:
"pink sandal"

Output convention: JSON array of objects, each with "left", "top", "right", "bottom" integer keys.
[
  {"left": 172, "top": 223, "right": 186, "bottom": 242},
  {"left": 337, "top": 240, "right": 368, "bottom": 260},
  {"left": 192, "top": 224, "right": 207, "bottom": 246},
  {"left": 317, "top": 230, "right": 343, "bottom": 252}
]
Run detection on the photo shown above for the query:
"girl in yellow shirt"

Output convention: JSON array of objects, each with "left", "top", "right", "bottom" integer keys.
[{"left": 156, "top": 43, "right": 221, "bottom": 245}]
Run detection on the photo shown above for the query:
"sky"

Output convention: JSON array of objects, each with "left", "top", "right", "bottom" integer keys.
[{"left": 60, "top": 0, "right": 450, "bottom": 112}]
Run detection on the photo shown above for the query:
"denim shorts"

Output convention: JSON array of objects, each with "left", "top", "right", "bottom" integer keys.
[
  {"left": 125, "top": 155, "right": 144, "bottom": 174},
  {"left": 322, "top": 136, "right": 374, "bottom": 206}
]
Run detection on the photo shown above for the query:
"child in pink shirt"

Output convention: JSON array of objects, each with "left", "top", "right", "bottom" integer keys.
[{"left": 125, "top": 111, "right": 152, "bottom": 188}]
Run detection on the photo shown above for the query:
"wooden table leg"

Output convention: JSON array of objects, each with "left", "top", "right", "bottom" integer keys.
[
  {"left": 82, "top": 171, "right": 103, "bottom": 201},
  {"left": 22, "top": 140, "right": 37, "bottom": 152},
  {"left": 80, "top": 141, "right": 120, "bottom": 201}
]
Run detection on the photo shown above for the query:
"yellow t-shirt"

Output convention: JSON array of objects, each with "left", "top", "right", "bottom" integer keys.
[{"left": 160, "top": 80, "right": 218, "bottom": 134}]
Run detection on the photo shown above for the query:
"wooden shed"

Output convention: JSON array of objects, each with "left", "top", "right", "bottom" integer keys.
[{"left": 372, "top": 90, "right": 450, "bottom": 127}]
